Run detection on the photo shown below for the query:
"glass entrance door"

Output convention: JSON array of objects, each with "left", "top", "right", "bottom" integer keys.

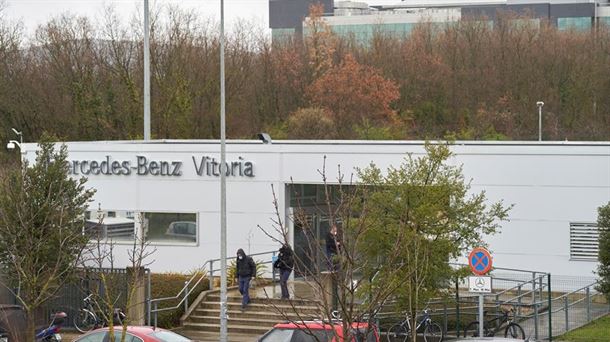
[{"left": 293, "top": 209, "right": 333, "bottom": 278}]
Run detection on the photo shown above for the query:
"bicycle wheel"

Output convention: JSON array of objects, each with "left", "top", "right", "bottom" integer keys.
[
  {"left": 385, "top": 323, "right": 409, "bottom": 342},
  {"left": 73, "top": 309, "right": 96, "bottom": 333},
  {"left": 504, "top": 322, "right": 525, "bottom": 339},
  {"left": 424, "top": 322, "right": 443, "bottom": 342}
]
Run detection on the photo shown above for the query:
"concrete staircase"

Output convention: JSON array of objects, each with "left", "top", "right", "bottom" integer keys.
[{"left": 179, "top": 293, "right": 322, "bottom": 341}]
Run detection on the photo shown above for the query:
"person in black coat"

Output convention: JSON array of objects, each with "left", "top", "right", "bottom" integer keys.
[
  {"left": 235, "top": 248, "right": 256, "bottom": 309},
  {"left": 325, "top": 225, "right": 340, "bottom": 271},
  {"left": 273, "top": 244, "right": 294, "bottom": 299}
]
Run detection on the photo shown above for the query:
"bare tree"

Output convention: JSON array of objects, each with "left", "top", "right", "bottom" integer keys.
[{"left": 81, "top": 210, "right": 155, "bottom": 342}]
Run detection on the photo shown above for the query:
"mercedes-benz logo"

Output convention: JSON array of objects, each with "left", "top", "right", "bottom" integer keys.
[{"left": 475, "top": 277, "right": 486, "bottom": 288}]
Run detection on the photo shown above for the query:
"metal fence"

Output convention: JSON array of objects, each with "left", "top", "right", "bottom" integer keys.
[
  {"left": 2, "top": 267, "right": 151, "bottom": 330},
  {"left": 376, "top": 267, "right": 609, "bottom": 341}
]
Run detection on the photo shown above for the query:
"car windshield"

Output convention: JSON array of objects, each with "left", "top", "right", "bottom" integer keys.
[
  {"left": 259, "top": 328, "right": 333, "bottom": 342},
  {"left": 148, "top": 331, "right": 191, "bottom": 341}
]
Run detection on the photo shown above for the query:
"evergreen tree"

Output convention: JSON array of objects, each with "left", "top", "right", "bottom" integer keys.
[
  {"left": 0, "top": 139, "right": 95, "bottom": 340},
  {"left": 596, "top": 202, "right": 610, "bottom": 300}
]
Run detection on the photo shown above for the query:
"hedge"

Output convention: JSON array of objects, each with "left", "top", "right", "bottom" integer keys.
[{"left": 150, "top": 272, "right": 208, "bottom": 329}]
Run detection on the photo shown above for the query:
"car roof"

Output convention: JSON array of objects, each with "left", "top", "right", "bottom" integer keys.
[
  {"left": 82, "top": 326, "right": 168, "bottom": 334},
  {"left": 273, "top": 321, "right": 372, "bottom": 329},
  {"left": 453, "top": 339, "right": 535, "bottom": 342}
]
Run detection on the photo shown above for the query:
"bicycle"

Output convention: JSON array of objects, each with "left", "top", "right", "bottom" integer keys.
[
  {"left": 385, "top": 309, "right": 443, "bottom": 342},
  {"left": 463, "top": 307, "right": 525, "bottom": 339},
  {"left": 73, "top": 294, "right": 126, "bottom": 333}
]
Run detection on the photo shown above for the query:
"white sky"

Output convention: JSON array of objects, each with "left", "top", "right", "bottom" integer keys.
[{"left": 2, "top": 0, "right": 403, "bottom": 36}]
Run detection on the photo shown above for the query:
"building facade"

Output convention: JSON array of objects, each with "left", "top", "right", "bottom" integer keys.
[
  {"left": 270, "top": 0, "right": 610, "bottom": 41},
  {"left": 22, "top": 140, "right": 610, "bottom": 280}
]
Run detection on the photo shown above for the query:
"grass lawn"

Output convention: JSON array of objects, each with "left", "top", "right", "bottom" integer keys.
[{"left": 556, "top": 314, "right": 610, "bottom": 341}]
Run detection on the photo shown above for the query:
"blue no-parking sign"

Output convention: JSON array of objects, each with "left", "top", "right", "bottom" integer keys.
[{"left": 468, "top": 247, "right": 493, "bottom": 275}]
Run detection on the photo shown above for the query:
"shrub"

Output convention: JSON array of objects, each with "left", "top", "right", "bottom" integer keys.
[
  {"left": 150, "top": 271, "right": 208, "bottom": 329},
  {"left": 287, "top": 107, "right": 336, "bottom": 139}
]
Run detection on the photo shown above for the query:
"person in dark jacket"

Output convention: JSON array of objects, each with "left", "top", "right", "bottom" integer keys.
[
  {"left": 325, "top": 225, "right": 340, "bottom": 271},
  {"left": 273, "top": 244, "right": 294, "bottom": 299},
  {"left": 235, "top": 248, "right": 256, "bottom": 309}
]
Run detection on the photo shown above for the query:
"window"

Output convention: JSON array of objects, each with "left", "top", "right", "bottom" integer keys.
[
  {"left": 107, "top": 332, "right": 142, "bottom": 342},
  {"left": 75, "top": 332, "right": 106, "bottom": 342},
  {"left": 143, "top": 212, "right": 197, "bottom": 243},
  {"left": 259, "top": 328, "right": 294, "bottom": 342},
  {"left": 570, "top": 222, "right": 599, "bottom": 261},
  {"left": 84, "top": 210, "right": 135, "bottom": 240},
  {"left": 148, "top": 331, "right": 190, "bottom": 341}
]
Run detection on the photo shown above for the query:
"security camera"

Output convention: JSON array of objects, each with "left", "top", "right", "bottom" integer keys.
[
  {"left": 6, "top": 141, "right": 15, "bottom": 150},
  {"left": 536, "top": 101, "right": 544, "bottom": 107},
  {"left": 257, "top": 132, "right": 272, "bottom": 144}
]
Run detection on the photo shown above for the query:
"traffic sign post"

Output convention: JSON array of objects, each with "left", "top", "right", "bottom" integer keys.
[
  {"left": 469, "top": 247, "right": 493, "bottom": 275},
  {"left": 468, "top": 276, "right": 492, "bottom": 293},
  {"left": 468, "top": 247, "right": 493, "bottom": 338}
]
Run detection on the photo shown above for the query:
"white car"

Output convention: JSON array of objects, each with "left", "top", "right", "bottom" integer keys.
[{"left": 165, "top": 221, "right": 196, "bottom": 238}]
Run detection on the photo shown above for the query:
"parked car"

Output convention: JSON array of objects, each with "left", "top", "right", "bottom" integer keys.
[
  {"left": 73, "top": 326, "right": 191, "bottom": 342},
  {"left": 165, "top": 221, "right": 196, "bottom": 239},
  {"left": 258, "top": 321, "right": 379, "bottom": 342},
  {"left": 453, "top": 338, "right": 535, "bottom": 341}
]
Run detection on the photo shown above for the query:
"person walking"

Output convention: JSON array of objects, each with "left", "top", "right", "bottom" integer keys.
[
  {"left": 274, "top": 244, "right": 294, "bottom": 299},
  {"left": 325, "top": 225, "right": 340, "bottom": 271},
  {"left": 235, "top": 248, "right": 256, "bottom": 309}
]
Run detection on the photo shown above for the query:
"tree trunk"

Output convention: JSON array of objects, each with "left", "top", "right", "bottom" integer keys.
[{"left": 25, "top": 310, "right": 36, "bottom": 342}]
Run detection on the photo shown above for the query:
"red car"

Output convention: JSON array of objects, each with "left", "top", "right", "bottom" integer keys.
[
  {"left": 258, "top": 321, "right": 379, "bottom": 342},
  {"left": 73, "top": 326, "right": 191, "bottom": 342}
]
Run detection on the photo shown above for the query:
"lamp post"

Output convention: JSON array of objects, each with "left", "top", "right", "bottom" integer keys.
[
  {"left": 219, "top": 0, "right": 228, "bottom": 341},
  {"left": 537, "top": 101, "right": 544, "bottom": 141},
  {"left": 6, "top": 128, "right": 24, "bottom": 173},
  {"left": 143, "top": 0, "right": 151, "bottom": 140}
]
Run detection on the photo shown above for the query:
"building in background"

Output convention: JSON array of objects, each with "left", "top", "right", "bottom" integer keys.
[{"left": 270, "top": 0, "right": 610, "bottom": 41}]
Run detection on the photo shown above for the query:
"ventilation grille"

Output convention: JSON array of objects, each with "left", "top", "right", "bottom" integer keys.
[{"left": 570, "top": 222, "right": 599, "bottom": 261}]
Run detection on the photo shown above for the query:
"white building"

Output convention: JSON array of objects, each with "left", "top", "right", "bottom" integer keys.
[{"left": 22, "top": 140, "right": 610, "bottom": 279}]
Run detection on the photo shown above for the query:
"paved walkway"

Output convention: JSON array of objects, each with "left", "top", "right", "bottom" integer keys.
[{"left": 517, "top": 302, "right": 609, "bottom": 340}]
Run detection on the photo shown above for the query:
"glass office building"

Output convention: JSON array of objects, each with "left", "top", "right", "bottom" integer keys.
[{"left": 271, "top": 0, "right": 610, "bottom": 42}]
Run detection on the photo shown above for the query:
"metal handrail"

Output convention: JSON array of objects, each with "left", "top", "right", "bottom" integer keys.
[
  {"left": 206, "top": 250, "right": 277, "bottom": 290},
  {"left": 550, "top": 281, "right": 599, "bottom": 301},
  {"left": 148, "top": 250, "right": 277, "bottom": 327},
  {"left": 449, "top": 263, "right": 549, "bottom": 276}
]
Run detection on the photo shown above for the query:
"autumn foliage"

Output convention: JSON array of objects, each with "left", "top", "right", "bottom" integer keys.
[
  {"left": 307, "top": 54, "right": 400, "bottom": 137},
  {"left": 0, "top": 4, "right": 609, "bottom": 149}
]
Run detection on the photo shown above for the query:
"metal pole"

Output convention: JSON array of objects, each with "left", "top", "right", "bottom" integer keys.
[
  {"left": 147, "top": 270, "right": 151, "bottom": 325},
  {"left": 209, "top": 260, "right": 214, "bottom": 290},
  {"left": 456, "top": 278, "right": 461, "bottom": 337},
  {"left": 143, "top": 0, "right": 151, "bottom": 140},
  {"left": 548, "top": 274, "right": 552, "bottom": 341},
  {"left": 534, "top": 301, "right": 539, "bottom": 340},
  {"left": 517, "top": 284, "right": 522, "bottom": 318},
  {"left": 154, "top": 302, "right": 158, "bottom": 327},
  {"left": 564, "top": 296, "right": 569, "bottom": 332},
  {"left": 184, "top": 281, "right": 189, "bottom": 312},
  {"left": 219, "top": 0, "right": 228, "bottom": 340},
  {"left": 532, "top": 272, "right": 537, "bottom": 303},
  {"left": 538, "top": 105, "right": 542, "bottom": 141},
  {"left": 443, "top": 299, "right": 448, "bottom": 337},
  {"left": 479, "top": 294, "right": 484, "bottom": 338},
  {"left": 586, "top": 287, "right": 591, "bottom": 323}
]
